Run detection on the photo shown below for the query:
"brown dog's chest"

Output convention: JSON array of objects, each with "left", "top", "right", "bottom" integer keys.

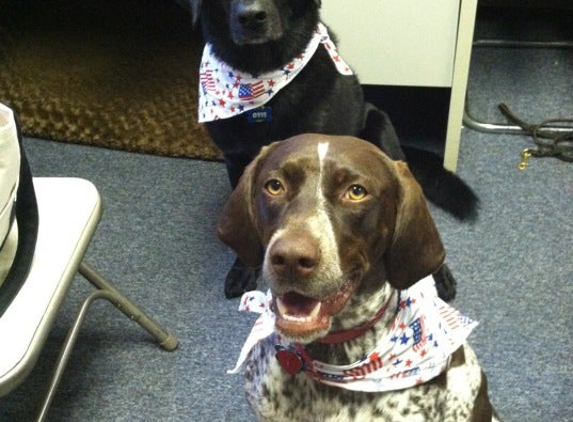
[{"left": 244, "top": 338, "right": 485, "bottom": 422}]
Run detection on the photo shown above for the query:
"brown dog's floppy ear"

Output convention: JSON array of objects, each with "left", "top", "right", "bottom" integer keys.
[
  {"left": 385, "top": 161, "right": 445, "bottom": 289},
  {"left": 217, "top": 146, "right": 271, "bottom": 268}
]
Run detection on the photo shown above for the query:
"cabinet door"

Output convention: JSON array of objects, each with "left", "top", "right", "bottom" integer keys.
[{"left": 320, "top": 0, "right": 460, "bottom": 87}]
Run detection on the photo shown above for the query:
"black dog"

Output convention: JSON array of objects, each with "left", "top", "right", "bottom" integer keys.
[{"left": 185, "top": 0, "right": 477, "bottom": 299}]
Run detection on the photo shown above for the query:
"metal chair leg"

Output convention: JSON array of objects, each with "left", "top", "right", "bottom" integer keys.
[
  {"left": 36, "top": 261, "right": 178, "bottom": 422},
  {"left": 463, "top": 105, "right": 526, "bottom": 134},
  {"left": 464, "top": 39, "right": 573, "bottom": 135},
  {"left": 36, "top": 290, "right": 118, "bottom": 421},
  {"left": 464, "top": 103, "right": 573, "bottom": 135},
  {"left": 78, "top": 261, "right": 179, "bottom": 352}
]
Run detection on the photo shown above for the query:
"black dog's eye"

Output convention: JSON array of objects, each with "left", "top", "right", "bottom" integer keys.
[
  {"left": 346, "top": 184, "right": 368, "bottom": 201},
  {"left": 265, "top": 179, "right": 284, "bottom": 196}
]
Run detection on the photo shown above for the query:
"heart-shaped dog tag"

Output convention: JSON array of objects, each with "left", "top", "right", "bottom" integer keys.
[{"left": 275, "top": 346, "right": 304, "bottom": 375}]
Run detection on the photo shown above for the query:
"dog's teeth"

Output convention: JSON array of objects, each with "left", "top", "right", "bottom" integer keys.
[
  {"left": 276, "top": 297, "right": 288, "bottom": 316},
  {"left": 309, "top": 302, "right": 321, "bottom": 318},
  {"left": 285, "top": 315, "right": 309, "bottom": 322}
]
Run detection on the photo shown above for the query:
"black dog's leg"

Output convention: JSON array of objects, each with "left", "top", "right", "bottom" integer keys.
[
  {"left": 224, "top": 153, "right": 255, "bottom": 189},
  {"left": 222, "top": 151, "right": 261, "bottom": 298},
  {"left": 224, "top": 257, "right": 260, "bottom": 299},
  {"left": 433, "top": 264, "right": 457, "bottom": 302},
  {"left": 360, "top": 103, "right": 406, "bottom": 161}
]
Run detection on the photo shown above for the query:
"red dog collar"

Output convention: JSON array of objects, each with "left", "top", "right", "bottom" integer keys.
[{"left": 316, "top": 294, "right": 394, "bottom": 344}]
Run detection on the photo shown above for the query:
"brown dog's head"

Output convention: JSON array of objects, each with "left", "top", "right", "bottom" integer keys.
[{"left": 218, "top": 134, "right": 445, "bottom": 343}]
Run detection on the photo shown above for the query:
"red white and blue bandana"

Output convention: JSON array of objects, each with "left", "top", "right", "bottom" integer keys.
[
  {"left": 198, "top": 23, "right": 353, "bottom": 123},
  {"left": 228, "top": 275, "right": 478, "bottom": 393}
]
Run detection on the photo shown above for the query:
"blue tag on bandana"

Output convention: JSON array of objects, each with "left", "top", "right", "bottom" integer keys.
[{"left": 247, "top": 107, "right": 273, "bottom": 123}]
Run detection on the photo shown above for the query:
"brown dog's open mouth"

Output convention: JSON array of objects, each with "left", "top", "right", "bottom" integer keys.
[{"left": 273, "top": 282, "right": 356, "bottom": 341}]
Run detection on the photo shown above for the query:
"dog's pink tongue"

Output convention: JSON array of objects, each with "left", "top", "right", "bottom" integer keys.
[
  {"left": 274, "top": 292, "right": 327, "bottom": 339},
  {"left": 276, "top": 292, "right": 321, "bottom": 318}
]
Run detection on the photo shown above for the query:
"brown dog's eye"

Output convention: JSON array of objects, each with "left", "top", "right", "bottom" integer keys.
[
  {"left": 346, "top": 185, "right": 368, "bottom": 201},
  {"left": 265, "top": 179, "right": 284, "bottom": 196}
]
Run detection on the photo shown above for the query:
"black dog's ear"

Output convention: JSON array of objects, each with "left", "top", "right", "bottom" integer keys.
[
  {"left": 173, "top": 0, "right": 202, "bottom": 25},
  {"left": 217, "top": 144, "right": 277, "bottom": 268},
  {"left": 182, "top": 0, "right": 202, "bottom": 26},
  {"left": 192, "top": 0, "right": 202, "bottom": 25},
  {"left": 314, "top": 0, "right": 321, "bottom": 7},
  {"left": 385, "top": 161, "right": 445, "bottom": 289}
]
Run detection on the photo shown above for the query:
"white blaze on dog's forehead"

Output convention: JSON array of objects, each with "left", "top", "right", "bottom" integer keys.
[
  {"left": 317, "top": 142, "right": 329, "bottom": 167},
  {"left": 311, "top": 141, "right": 342, "bottom": 281}
]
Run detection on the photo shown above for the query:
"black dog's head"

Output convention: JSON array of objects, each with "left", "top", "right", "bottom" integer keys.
[
  {"left": 186, "top": 0, "right": 322, "bottom": 72},
  {"left": 218, "top": 134, "right": 445, "bottom": 343}
]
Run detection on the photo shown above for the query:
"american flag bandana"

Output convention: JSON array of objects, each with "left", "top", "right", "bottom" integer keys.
[
  {"left": 198, "top": 23, "right": 353, "bottom": 123},
  {"left": 228, "top": 275, "right": 478, "bottom": 393}
]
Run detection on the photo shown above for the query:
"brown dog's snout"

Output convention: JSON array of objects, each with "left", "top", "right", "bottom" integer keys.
[{"left": 269, "top": 235, "right": 320, "bottom": 280}]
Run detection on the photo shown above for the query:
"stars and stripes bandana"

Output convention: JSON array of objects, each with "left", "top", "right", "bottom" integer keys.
[
  {"left": 228, "top": 275, "right": 478, "bottom": 393},
  {"left": 198, "top": 23, "right": 353, "bottom": 123}
]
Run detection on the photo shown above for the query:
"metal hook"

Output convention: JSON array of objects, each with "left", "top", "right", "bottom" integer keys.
[{"left": 518, "top": 149, "right": 533, "bottom": 171}]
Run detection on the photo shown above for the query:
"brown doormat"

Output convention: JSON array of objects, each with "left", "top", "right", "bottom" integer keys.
[{"left": 0, "top": 0, "right": 221, "bottom": 160}]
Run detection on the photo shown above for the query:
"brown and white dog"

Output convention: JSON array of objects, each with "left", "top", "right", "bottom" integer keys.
[{"left": 219, "top": 134, "right": 500, "bottom": 422}]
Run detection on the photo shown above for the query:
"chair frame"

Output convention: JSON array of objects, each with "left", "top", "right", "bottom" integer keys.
[
  {"left": 37, "top": 261, "right": 178, "bottom": 422},
  {"left": 0, "top": 178, "right": 178, "bottom": 422},
  {"left": 463, "top": 39, "right": 573, "bottom": 135}
]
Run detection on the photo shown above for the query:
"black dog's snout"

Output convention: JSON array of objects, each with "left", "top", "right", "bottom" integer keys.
[
  {"left": 269, "top": 236, "right": 320, "bottom": 279},
  {"left": 237, "top": 2, "right": 268, "bottom": 29}
]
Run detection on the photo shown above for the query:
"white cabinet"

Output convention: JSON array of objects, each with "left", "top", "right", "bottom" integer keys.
[{"left": 321, "top": 0, "right": 478, "bottom": 171}]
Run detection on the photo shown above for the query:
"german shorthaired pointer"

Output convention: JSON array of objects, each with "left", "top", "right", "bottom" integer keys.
[{"left": 219, "top": 134, "right": 500, "bottom": 422}]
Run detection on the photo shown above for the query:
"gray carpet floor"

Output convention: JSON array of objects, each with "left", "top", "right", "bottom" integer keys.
[{"left": 1, "top": 11, "right": 572, "bottom": 422}]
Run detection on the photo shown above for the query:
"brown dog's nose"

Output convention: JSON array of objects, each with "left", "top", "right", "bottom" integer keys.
[{"left": 269, "top": 236, "right": 320, "bottom": 279}]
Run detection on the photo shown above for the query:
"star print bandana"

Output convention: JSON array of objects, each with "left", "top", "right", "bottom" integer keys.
[
  {"left": 228, "top": 275, "right": 478, "bottom": 393},
  {"left": 198, "top": 23, "right": 353, "bottom": 123}
]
